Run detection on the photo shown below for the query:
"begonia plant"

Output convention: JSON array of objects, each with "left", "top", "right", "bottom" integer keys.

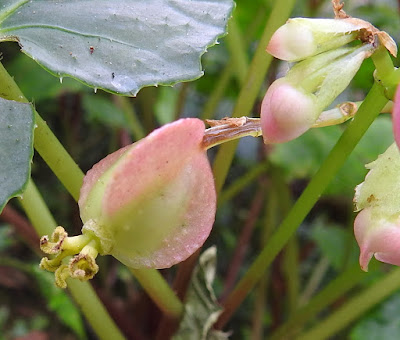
[{"left": 1, "top": 0, "right": 400, "bottom": 339}]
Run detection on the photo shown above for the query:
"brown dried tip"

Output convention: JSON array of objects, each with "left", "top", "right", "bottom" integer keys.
[
  {"left": 332, "top": 0, "right": 349, "bottom": 19},
  {"left": 338, "top": 101, "right": 358, "bottom": 116},
  {"left": 332, "top": 0, "right": 397, "bottom": 57}
]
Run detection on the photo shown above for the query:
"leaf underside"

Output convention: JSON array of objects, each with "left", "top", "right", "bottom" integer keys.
[
  {"left": 0, "top": 97, "right": 35, "bottom": 213},
  {"left": 0, "top": 0, "right": 234, "bottom": 96}
]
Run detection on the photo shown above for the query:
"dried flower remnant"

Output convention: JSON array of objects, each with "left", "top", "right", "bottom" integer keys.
[{"left": 40, "top": 118, "right": 216, "bottom": 287}]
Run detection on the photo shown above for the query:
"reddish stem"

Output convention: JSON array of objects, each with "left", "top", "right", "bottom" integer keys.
[
  {"left": 220, "top": 188, "right": 265, "bottom": 302},
  {"left": 0, "top": 204, "right": 40, "bottom": 252}
]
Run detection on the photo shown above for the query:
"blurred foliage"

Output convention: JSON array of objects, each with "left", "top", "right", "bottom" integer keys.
[
  {"left": 269, "top": 116, "right": 394, "bottom": 196},
  {"left": 351, "top": 293, "right": 400, "bottom": 339},
  {"left": 310, "top": 220, "right": 359, "bottom": 271}
]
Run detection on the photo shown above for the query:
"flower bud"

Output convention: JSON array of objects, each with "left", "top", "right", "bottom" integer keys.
[
  {"left": 354, "top": 143, "right": 400, "bottom": 271},
  {"left": 79, "top": 118, "right": 216, "bottom": 269},
  {"left": 261, "top": 44, "right": 373, "bottom": 143},
  {"left": 260, "top": 78, "right": 319, "bottom": 143},
  {"left": 267, "top": 18, "right": 367, "bottom": 62},
  {"left": 40, "top": 118, "right": 216, "bottom": 287}
]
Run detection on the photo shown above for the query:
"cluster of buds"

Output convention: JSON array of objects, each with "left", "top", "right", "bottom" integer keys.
[
  {"left": 261, "top": 2, "right": 396, "bottom": 143},
  {"left": 40, "top": 118, "right": 216, "bottom": 287}
]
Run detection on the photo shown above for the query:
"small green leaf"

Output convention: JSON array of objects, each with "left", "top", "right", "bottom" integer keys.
[
  {"left": 0, "top": 97, "right": 34, "bottom": 213},
  {"left": 174, "top": 247, "right": 229, "bottom": 340},
  {"left": 0, "top": 0, "right": 234, "bottom": 95}
]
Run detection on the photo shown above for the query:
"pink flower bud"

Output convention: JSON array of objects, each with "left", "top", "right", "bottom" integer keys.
[
  {"left": 267, "top": 18, "right": 364, "bottom": 62},
  {"left": 78, "top": 118, "right": 216, "bottom": 269},
  {"left": 260, "top": 78, "right": 319, "bottom": 143},
  {"left": 354, "top": 208, "right": 400, "bottom": 271}
]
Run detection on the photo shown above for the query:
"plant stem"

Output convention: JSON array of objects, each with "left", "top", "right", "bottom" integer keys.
[
  {"left": 0, "top": 205, "right": 40, "bottom": 252},
  {"left": 34, "top": 113, "right": 84, "bottom": 200},
  {"left": 216, "top": 81, "right": 388, "bottom": 329},
  {"left": 0, "top": 62, "right": 84, "bottom": 200},
  {"left": 218, "top": 161, "right": 269, "bottom": 206},
  {"left": 212, "top": 0, "right": 297, "bottom": 194},
  {"left": 129, "top": 268, "right": 183, "bottom": 318},
  {"left": 18, "top": 179, "right": 126, "bottom": 340},
  {"left": 297, "top": 267, "right": 400, "bottom": 340},
  {"left": 113, "top": 95, "right": 146, "bottom": 141},
  {"left": 200, "top": 63, "right": 235, "bottom": 120},
  {"left": 269, "top": 261, "right": 377, "bottom": 340},
  {"left": 297, "top": 257, "right": 331, "bottom": 307},
  {"left": 200, "top": 2, "right": 270, "bottom": 121},
  {"left": 220, "top": 188, "right": 265, "bottom": 301},
  {"left": 371, "top": 47, "right": 396, "bottom": 86},
  {"left": 225, "top": 18, "right": 248, "bottom": 86}
]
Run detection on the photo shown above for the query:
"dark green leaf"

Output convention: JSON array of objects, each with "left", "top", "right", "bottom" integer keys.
[
  {"left": 0, "top": 0, "right": 234, "bottom": 95},
  {"left": 0, "top": 97, "right": 34, "bottom": 213}
]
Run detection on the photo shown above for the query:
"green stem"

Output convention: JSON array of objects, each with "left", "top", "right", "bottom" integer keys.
[
  {"left": 130, "top": 268, "right": 184, "bottom": 318},
  {"left": 297, "top": 267, "right": 400, "bottom": 340},
  {"left": 371, "top": 47, "right": 396, "bottom": 86},
  {"left": 297, "top": 257, "right": 331, "bottom": 307},
  {"left": 18, "top": 179, "right": 126, "bottom": 340},
  {"left": 200, "top": 5, "right": 268, "bottom": 121},
  {"left": 212, "top": 0, "right": 297, "bottom": 194},
  {"left": 218, "top": 161, "right": 269, "bottom": 206},
  {"left": 113, "top": 95, "right": 146, "bottom": 141},
  {"left": 34, "top": 112, "right": 84, "bottom": 200},
  {"left": 226, "top": 18, "right": 248, "bottom": 86},
  {"left": 200, "top": 62, "right": 234, "bottom": 120},
  {"left": 217, "top": 82, "right": 388, "bottom": 328},
  {"left": 269, "top": 262, "right": 369, "bottom": 340},
  {"left": 0, "top": 62, "right": 84, "bottom": 200}
]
